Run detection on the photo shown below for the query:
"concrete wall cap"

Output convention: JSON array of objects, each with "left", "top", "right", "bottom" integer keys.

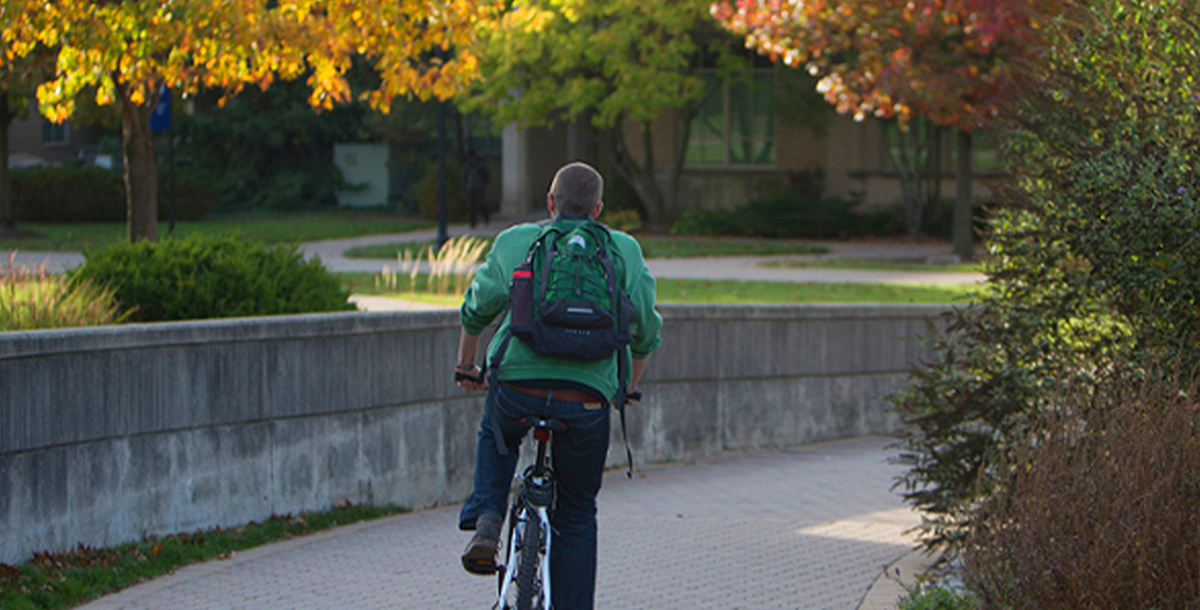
[{"left": 0, "top": 310, "right": 460, "bottom": 360}]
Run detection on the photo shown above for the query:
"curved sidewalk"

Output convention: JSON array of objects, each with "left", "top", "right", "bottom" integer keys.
[
  {"left": 77, "top": 436, "right": 925, "bottom": 610},
  {"left": 301, "top": 220, "right": 983, "bottom": 286},
  {"left": 8, "top": 218, "right": 983, "bottom": 286}
]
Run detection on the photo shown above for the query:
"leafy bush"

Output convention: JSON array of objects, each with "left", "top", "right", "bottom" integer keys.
[
  {"left": 899, "top": 584, "right": 979, "bottom": 610},
  {"left": 891, "top": 0, "right": 1200, "bottom": 549},
  {"left": 177, "top": 79, "right": 364, "bottom": 212},
  {"left": 11, "top": 165, "right": 215, "bottom": 223},
  {"left": 602, "top": 208, "right": 643, "bottom": 233},
  {"left": 2, "top": 254, "right": 128, "bottom": 330},
  {"left": 11, "top": 166, "right": 123, "bottom": 222},
  {"left": 671, "top": 194, "right": 896, "bottom": 239},
  {"left": 68, "top": 234, "right": 354, "bottom": 322},
  {"left": 964, "top": 369, "right": 1200, "bottom": 610},
  {"left": 671, "top": 191, "right": 987, "bottom": 241},
  {"left": 669, "top": 207, "right": 739, "bottom": 237}
]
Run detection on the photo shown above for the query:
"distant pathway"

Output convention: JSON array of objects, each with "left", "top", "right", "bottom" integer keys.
[
  {"left": 303, "top": 218, "right": 984, "bottom": 286},
  {"left": 7, "top": 217, "right": 985, "bottom": 287}
]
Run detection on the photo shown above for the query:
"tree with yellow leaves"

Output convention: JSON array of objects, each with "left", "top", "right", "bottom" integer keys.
[{"left": 5, "top": 0, "right": 488, "bottom": 241}]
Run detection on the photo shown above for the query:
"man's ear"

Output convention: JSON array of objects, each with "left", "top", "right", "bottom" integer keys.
[
  {"left": 547, "top": 193, "right": 557, "bottom": 216},
  {"left": 591, "top": 201, "right": 604, "bottom": 219}
]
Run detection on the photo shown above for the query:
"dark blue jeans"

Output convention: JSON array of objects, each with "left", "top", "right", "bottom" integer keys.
[{"left": 460, "top": 383, "right": 611, "bottom": 610}]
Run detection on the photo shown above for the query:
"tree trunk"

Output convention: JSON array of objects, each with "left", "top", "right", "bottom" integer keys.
[
  {"left": 0, "top": 93, "right": 13, "bottom": 229},
  {"left": 953, "top": 129, "right": 974, "bottom": 261},
  {"left": 604, "top": 121, "right": 668, "bottom": 227},
  {"left": 886, "top": 117, "right": 941, "bottom": 238},
  {"left": 601, "top": 107, "right": 697, "bottom": 230},
  {"left": 118, "top": 82, "right": 158, "bottom": 242}
]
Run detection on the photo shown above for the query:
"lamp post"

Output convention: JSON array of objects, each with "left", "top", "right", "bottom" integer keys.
[
  {"left": 150, "top": 85, "right": 175, "bottom": 236},
  {"left": 436, "top": 95, "right": 448, "bottom": 251}
]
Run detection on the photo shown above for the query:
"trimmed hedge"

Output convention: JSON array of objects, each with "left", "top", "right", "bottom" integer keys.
[
  {"left": 11, "top": 165, "right": 215, "bottom": 223},
  {"left": 671, "top": 193, "right": 987, "bottom": 241},
  {"left": 671, "top": 194, "right": 897, "bottom": 239},
  {"left": 67, "top": 233, "right": 354, "bottom": 322}
]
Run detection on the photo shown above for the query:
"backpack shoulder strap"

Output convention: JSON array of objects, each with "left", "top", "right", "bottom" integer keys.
[{"left": 581, "top": 220, "right": 638, "bottom": 476}]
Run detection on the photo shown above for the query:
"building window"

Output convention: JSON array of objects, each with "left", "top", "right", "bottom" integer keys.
[
  {"left": 881, "top": 121, "right": 1002, "bottom": 176},
  {"left": 686, "top": 72, "right": 776, "bottom": 166},
  {"left": 42, "top": 119, "right": 67, "bottom": 145}
]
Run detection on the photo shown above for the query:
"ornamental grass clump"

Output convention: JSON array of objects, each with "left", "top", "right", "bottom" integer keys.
[
  {"left": 964, "top": 368, "right": 1200, "bottom": 610},
  {"left": 1, "top": 252, "right": 127, "bottom": 331},
  {"left": 377, "top": 235, "right": 487, "bottom": 296}
]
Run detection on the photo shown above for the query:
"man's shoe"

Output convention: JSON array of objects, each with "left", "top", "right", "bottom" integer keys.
[{"left": 461, "top": 512, "right": 503, "bottom": 575}]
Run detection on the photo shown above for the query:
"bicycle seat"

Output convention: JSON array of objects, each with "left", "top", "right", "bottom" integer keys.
[{"left": 517, "top": 416, "right": 568, "bottom": 434}]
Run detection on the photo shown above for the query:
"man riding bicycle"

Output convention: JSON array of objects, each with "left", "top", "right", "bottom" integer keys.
[{"left": 454, "top": 162, "right": 663, "bottom": 610}]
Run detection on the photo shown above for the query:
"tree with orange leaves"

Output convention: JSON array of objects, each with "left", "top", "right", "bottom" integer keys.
[
  {"left": 713, "top": 0, "right": 1056, "bottom": 258},
  {"left": 4, "top": 0, "right": 487, "bottom": 241}
]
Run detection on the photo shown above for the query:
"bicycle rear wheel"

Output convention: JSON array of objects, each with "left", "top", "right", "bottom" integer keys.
[{"left": 515, "top": 508, "right": 543, "bottom": 610}]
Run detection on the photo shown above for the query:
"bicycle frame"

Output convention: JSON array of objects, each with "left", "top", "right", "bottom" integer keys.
[{"left": 496, "top": 421, "right": 560, "bottom": 610}]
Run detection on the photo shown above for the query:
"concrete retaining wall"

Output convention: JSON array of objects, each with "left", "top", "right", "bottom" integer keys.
[{"left": 0, "top": 304, "right": 946, "bottom": 565}]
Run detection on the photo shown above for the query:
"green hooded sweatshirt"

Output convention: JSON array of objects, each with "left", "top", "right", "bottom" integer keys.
[{"left": 460, "top": 218, "right": 663, "bottom": 403}]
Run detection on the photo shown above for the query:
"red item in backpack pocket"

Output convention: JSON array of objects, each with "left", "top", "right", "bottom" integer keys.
[{"left": 510, "top": 264, "right": 535, "bottom": 333}]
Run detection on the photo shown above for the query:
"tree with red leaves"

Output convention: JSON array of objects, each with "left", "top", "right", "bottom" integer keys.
[{"left": 713, "top": 0, "right": 1057, "bottom": 258}]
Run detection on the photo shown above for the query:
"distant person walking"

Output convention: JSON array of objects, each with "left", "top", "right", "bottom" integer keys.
[{"left": 463, "top": 151, "right": 490, "bottom": 228}]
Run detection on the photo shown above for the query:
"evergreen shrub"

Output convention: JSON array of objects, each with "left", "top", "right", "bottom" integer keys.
[{"left": 68, "top": 234, "right": 354, "bottom": 322}]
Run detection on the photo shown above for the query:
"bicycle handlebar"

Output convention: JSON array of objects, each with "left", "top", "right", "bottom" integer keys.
[
  {"left": 454, "top": 369, "right": 485, "bottom": 384},
  {"left": 456, "top": 364, "right": 643, "bottom": 406}
]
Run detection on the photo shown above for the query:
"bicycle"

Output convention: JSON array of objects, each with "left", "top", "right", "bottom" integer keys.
[{"left": 493, "top": 391, "right": 642, "bottom": 610}]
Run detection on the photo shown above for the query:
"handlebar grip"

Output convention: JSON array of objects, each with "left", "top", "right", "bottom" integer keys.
[
  {"left": 455, "top": 369, "right": 485, "bottom": 384},
  {"left": 627, "top": 391, "right": 643, "bottom": 402}
]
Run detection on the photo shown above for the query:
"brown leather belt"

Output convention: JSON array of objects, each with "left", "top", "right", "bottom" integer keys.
[{"left": 501, "top": 382, "right": 603, "bottom": 409}]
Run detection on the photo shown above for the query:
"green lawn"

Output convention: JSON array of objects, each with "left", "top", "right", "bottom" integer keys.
[
  {"left": 341, "top": 272, "right": 977, "bottom": 306},
  {"left": 656, "top": 278, "right": 976, "bottom": 304},
  {"left": 760, "top": 257, "right": 983, "bottom": 273},
  {"left": 0, "top": 213, "right": 432, "bottom": 253},
  {"left": 344, "top": 236, "right": 828, "bottom": 260}
]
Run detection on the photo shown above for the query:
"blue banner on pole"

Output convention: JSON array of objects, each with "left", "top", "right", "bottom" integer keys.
[{"left": 150, "top": 85, "right": 171, "bottom": 133}]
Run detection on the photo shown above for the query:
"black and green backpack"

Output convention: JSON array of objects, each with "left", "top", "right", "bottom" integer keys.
[{"left": 507, "top": 217, "right": 634, "bottom": 363}]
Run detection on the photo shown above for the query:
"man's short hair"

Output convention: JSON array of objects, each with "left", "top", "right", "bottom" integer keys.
[{"left": 550, "top": 162, "right": 603, "bottom": 216}]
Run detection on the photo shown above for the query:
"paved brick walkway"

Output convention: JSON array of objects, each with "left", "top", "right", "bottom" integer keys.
[{"left": 78, "top": 436, "right": 922, "bottom": 610}]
